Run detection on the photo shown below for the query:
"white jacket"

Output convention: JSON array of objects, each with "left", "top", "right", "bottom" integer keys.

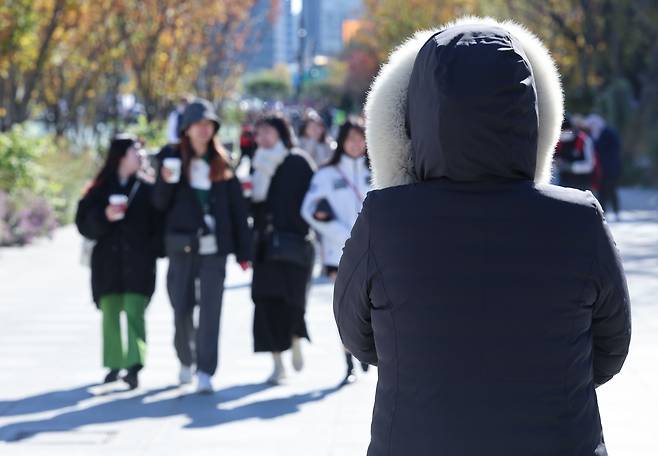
[{"left": 301, "top": 155, "right": 372, "bottom": 267}]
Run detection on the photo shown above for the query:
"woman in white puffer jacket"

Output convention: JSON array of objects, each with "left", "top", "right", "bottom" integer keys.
[{"left": 301, "top": 118, "right": 372, "bottom": 384}]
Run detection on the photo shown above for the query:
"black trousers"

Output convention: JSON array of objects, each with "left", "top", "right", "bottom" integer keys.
[
  {"left": 599, "top": 176, "right": 620, "bottom": 215},
  {"left": 253, "top": 296, "right": 309, "bottom": 353},
  {"left": 166, "top": 253, "right": 227, "bottom": 376}
]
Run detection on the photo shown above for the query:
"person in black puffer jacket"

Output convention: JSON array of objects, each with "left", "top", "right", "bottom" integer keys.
[
  {"left": 153, "top": 98, "right": 252, "bottom": 394},
  {"left": 76, "top": 134, "right": 162, "bottom": 389},
  {"left": 334, "top": 17, "right": 631, "bottom": 456}
]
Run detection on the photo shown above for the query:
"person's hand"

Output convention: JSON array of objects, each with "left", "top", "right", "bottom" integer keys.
[
  {"left": 161, "top": 166, "right": 175, "bottom": 183},
  {"left": 105, "top": 205, "right": 124, "bottom": 222},
  {"left": 313, "top": 211, "right": 330, "bottom": 221},
  {"left": 239, "top": 261, "right": 251, "bottom": 271}
]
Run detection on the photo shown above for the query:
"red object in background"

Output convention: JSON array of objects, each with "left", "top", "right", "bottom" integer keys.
[{"left": 239, "top": 125, "right": 257, "bottom": 155}]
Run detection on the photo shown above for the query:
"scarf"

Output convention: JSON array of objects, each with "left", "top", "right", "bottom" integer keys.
[{"left": 251, "top": 141, "right": 289, "bottom": 203}]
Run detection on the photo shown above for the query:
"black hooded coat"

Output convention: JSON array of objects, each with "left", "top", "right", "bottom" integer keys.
[{"left": 334, "top": 19, "right": 631, "bottom": 456}]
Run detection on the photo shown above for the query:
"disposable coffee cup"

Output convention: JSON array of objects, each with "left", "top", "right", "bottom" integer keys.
[
  {"left": 109, "top": 194, "right": 128, "bottom": 220},
  {"left": 163, "top": 157, "right": 182, "bottom": 183}
]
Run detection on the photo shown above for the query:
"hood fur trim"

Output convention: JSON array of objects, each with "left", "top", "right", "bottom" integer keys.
[{"left": 364, "top": 16, "right": 564, "bottom": 189}]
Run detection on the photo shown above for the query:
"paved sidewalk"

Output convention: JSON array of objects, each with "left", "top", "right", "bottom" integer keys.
[{"left": 0, "top": 188, "right": 656, "bottom": 455}]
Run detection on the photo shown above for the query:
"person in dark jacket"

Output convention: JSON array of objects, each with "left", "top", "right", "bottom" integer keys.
[
  {"left": 586, "top": 114, "right": 623, "bottom": 220},
  {"left": 250, "top": 114, "right": 316, "bottom": 384},
  {"left": 238, "top": 122, "right": 257, "bottom": 171},
  {"left": 555, "top": 116, "right": 596, "bottom": 191},
  {"left": 153, "top": 98, "right": 252, "bottom": 394},
  {"left": 298, "top": 109, "right": 333, "bottom": 167},
  {"left": 335, "top": 17, "right": 631, "bottom": 456},
  {"left": 75, "top": 134, "right": 160, "bottom": 389}
]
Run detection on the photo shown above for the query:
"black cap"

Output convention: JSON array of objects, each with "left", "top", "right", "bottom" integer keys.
[{"left": 178, "top": 98, "right": 221, "bottom": 137}]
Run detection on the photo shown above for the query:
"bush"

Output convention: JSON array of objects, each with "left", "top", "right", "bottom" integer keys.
[
  {"left": 127, "top": 115, "right": 167, "bottom": 151},
  {"left": 244, "top": 66, "right": 292, "bottom": 101},
  {"left": 0, "top": 124, "right": 43, "bottom": 191},
  {"left": 0, "top": 190, "right": 58, "bottom": 246},
  {"left": 0, "top": 124, "right": 95, "bottom": 245}
]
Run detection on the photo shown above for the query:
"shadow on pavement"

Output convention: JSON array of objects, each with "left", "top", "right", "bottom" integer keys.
[
  {"left": 0, "top": 384, "right": 97, "bottom": 417},
  {"left": 0, "top": 382, "right": 342, "bottom": 443}
]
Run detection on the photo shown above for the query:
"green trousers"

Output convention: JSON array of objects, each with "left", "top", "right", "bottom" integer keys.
[{"left": 100, "top": 293, "right": 147, "bottom": 370}]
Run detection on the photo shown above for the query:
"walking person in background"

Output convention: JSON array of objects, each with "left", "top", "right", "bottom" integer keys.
[
  {"left": 238, "top": 122, "right": 257, "bottom": 170},
  {"left": 586, "top": 114, "right": 623, "bottom": 221},
  {"left": 335, "top": 17, "right": 631, "bottom": 455},
  {"left": 153, "top": 98, "right": 252, "bottom": 394},
  {"left": 75, "top": 134, "right": 161, "bottom": 390},
  {"left": 298, "top": 110, "right": 333, "bottom": 167},
  {"left": 166, "top": 95, "right": 192, "bottom": 144},
  {"left": 250, "top": 114, "right": 316, "bottom": 385},
  {"left": 555, "top": 116, "right": 596, "bottom": 191},
  {"left": 301, "top": 119, "right": 372, "bottom": 385}
]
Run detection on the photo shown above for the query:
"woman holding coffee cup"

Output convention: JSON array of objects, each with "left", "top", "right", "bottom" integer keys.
[
  {"left": 75, "top": 134, "right": 161, "bottom": 389},
  {"left": 153, "top": 98, "right": 252, "bottom": 394}
]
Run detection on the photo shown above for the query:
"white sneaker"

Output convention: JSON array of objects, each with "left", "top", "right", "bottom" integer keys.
[
  {"left": 291, "top": 338, "right": 304, "bottom": 372},
  {"left": 179, "top": 365, "right": 193, "bottom": 385},
  {"left": 267, "top": 353, "right": 287, "bottom": 385},
  {"left": 196, "top": 371, "right": 213, "bottom": 394},
  {"left": 267, "top": 367, "right": 287, "bottom": 385}
]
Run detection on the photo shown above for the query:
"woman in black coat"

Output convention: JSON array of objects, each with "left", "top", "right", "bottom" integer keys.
[
  {"left": 75, "top": 134, "right": 160, "bottom": 389},
  {"left": 153, "top": 98, "right": 252, "bottom": 394},
  {"left": 250, "top": 114, "right": 316, "bottom": 384},
  {"left": 335, "top": 17, "right": 631, "bottom": 456}
]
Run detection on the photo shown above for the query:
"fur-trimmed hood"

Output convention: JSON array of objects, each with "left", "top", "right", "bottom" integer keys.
[{"left": 364, "top": 16, "right": 563, "bottom": 189}]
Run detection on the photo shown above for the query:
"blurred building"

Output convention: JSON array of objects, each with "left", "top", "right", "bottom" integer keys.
[
  {"left": 246, "top": 0, "right": 296, "bottom": 71},
  {"left": 243, "top": 0, "right": 364, "bottom": 72},
  {"left": 302, "top": 0, "right": 363, "bottom": 57}
]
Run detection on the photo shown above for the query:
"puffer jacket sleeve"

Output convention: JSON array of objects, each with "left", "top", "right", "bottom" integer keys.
[
  {"left": 301, "top": 169, "right": 351, "bottom": 244},
  {"left": 227, "top": 175, "right": 253, "bottom": 262},
  {"left": 333, "top": 194, "right": 377, "bottom": 366},
  {"left": 75, "top": 187, "right": 111, "bottom": 240},
  {"left": 590, "top": 199, "right": 631, "bottom": 386}
]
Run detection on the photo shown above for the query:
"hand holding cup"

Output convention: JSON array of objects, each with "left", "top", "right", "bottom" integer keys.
[
  {"left": 162, "top": 157, "right": 181, "bottom": 183},
  {"left": 106, "top": 194, "right": 128, "bottom": 222}
]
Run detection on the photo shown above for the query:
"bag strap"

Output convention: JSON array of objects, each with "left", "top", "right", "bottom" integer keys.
[
  {"left": 335, "top": 166, "right": 364, "bottom": 202},
  {"left": 126, "top": 179, "right": 141, "bottom": 207}
]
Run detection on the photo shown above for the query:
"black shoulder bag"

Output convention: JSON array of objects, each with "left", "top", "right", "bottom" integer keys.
[{"left": 261, "top": 187, "right": 313, "bottom": 267}]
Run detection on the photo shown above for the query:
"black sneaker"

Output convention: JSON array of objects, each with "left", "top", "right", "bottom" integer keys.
[
  {"left": 103, "top": 369, "right": 120, "bottom": 384},
  {"left": 122, "top": 365, "right": 141, "bottom": 390}
]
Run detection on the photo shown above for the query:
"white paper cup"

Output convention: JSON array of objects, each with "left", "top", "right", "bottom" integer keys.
[
  {"left": 109, "top": 194, "right": 128, "bottom": 220},
  {"left": 163, "top": 157, "right": 182, "bottom": 183}
]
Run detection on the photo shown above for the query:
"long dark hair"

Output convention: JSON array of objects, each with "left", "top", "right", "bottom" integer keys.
[
  {"left": 255, "top": 114, "right": 295, "bottom": 149},
  {"left": 326, "top": 118, "right": 366, "bottom": 167},
  {"left": 179, "top": 135, "right": 232, "bottom": 182},
  {"left": 87, "top": 134, "right": 139, "bottom": 193},
  {"left": 298, "top": 110, "right": 327, "bottom": 143}
]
